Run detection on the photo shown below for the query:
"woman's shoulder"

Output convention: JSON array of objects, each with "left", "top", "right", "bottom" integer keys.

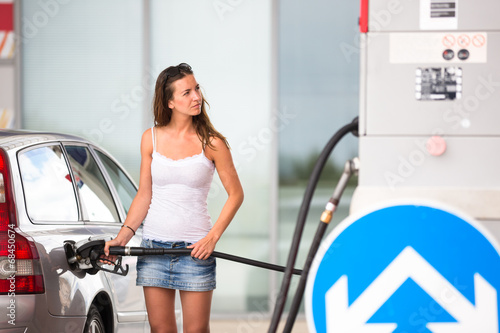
[
  {"left": 205, "top": 136, "right": 230, "bottom": 161},
  {"left": 207, "top": 136, "right": 229, "bottom": 151},
  {"left": 143, "top": 127, "right": 153, "bottom": 136},
  {"left": 140, "top": 127, "right": 154, "bottom": 153}
]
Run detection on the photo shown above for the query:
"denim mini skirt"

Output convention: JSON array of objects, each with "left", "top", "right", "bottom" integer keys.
[{"left": 136, "top": 239, "right": 216, "bottom": 292}]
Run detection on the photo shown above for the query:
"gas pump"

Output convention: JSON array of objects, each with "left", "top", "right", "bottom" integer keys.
[
  {"left": 302, "top": 1, "right": 500, "bottom": 332},
  {"left": 352, "top": 0, "right": 500, "bottom": 230}
]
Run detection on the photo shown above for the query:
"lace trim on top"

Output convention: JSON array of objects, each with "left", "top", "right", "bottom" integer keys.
[{"left": 151, "top": 126, "right": 211, "bottom": 164}]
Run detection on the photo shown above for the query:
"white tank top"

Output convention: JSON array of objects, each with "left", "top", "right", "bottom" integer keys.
[{"left": 142, "top": 127, "right": 215, "bottom": 243}]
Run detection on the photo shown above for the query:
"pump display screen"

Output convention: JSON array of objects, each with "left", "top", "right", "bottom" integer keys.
[{"left": 415, "top": 67, "right": 462, "bottom": 101}]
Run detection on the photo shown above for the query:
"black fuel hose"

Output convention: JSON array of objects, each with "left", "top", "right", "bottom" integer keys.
[
  {"left": 283, "top": 158, "right": 358, "bottom": 332},
  {"left": 103, "top": 246, "right": 303, "bottom": 276},
  {"left": 268, "top": 117, "right": 358, "bottom": 333}
]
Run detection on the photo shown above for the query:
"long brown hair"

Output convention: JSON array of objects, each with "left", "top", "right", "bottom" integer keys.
[{"left": 152, "top": 64, "right": 229, "bottom": 150}]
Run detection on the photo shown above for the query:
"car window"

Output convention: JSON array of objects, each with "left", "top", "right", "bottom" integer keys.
[
  {"left": 95, "top": 150, "right": 137, "bottom": 215},
  {"left": 65, "top": 145, "right": 120, "bottom": 222},
  {"left": 18, "top": 145, "right": 79, "bottom": 221}
]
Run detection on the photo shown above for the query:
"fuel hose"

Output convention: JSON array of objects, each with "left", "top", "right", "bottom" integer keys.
[
  {"left": 283, "top": 158, "right": 359, "bottom": 332},
  {"left": 267, "top": 117, "right": 359, "bottom": 333},
  {"left": 101, "top": 247, "right": 303, "bottom": 276}
]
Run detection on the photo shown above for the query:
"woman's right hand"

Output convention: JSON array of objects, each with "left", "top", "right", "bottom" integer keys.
[{"left": 102, "top": 236, "right": 128, "bottom": 264}]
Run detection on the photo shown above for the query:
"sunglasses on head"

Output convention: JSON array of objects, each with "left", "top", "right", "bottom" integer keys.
[{"left": 165, "top": 63, "right": 192, "bottom": 80}]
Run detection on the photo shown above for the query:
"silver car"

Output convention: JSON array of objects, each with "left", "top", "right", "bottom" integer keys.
[{"left": 0, "top": 129, "right": 154, "bottom": 332}]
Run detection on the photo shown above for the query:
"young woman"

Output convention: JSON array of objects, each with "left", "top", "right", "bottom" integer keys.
[{"left": 104, "top": 63, "right": 244, "bottom": 333}]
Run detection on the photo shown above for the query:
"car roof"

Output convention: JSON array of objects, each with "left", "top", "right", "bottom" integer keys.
[{"left": 0, "top": 129, "right": 91, "bottom": 150}]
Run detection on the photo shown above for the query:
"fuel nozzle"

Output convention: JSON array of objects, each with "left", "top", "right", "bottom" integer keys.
[
  {"left": 320, "top": 157, "right": 360, "bottom": 223},
  {"left": 64, "top": 237, "right": 129, "bottom": 276}
]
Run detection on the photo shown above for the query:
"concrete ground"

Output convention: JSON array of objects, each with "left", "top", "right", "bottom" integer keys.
[{"left": 210, "top": 318, "right": 309, "bottom": 332}]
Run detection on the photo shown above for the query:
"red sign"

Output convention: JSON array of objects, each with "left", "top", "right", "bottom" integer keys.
[
  {"left": 457, "top": 34, "right": 470, "bottom": 47},
  {"left": 472, "top": 34, "right": 486, "bottom": 48},
  {"left": 359, "top": 0, "right": 369, "bottom": 33},
  {"left": 442, "top": 34, "right": 455, "bottom": 47},
  {"left": 0, "top": 2, "right": 13, "bottom": 31}
]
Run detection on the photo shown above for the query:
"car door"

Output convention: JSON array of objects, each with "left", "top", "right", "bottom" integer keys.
[
  {"left": 63, "top": 144, "right": 148, "bottom": 331},
  {"left": 16, "top": 142, "right": 109, "bottom": 324}
]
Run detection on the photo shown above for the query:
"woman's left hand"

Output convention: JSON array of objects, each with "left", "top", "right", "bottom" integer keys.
[{"left": 187, "top": 236, "right": 217, "bottom": 260}]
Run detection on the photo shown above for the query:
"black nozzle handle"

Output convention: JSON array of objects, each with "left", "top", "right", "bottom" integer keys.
[{"left": 107, "top": 246, "right": 191, "bottom": 256}]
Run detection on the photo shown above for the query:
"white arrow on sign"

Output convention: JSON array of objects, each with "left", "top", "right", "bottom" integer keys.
[{"left": 325, "top": 246, "right": 498, "bottom": 333}]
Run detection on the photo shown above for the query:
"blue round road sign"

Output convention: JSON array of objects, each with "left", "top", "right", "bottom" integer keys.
[{"left": 306, "top": 204, "right": 500, "bottom": 333}]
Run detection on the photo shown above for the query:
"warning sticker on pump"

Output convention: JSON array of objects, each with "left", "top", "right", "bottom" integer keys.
[
  {"left": 390, "top": 32, "right": 486, "bottom": 64},
  {"left": 415, "top": 67, "right": 462, "bottom": 101},
  {"left": 420, "top": 0, "right": 457, "bottom": 30}
]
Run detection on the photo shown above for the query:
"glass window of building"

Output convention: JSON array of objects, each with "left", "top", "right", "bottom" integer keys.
[
  {"left": 19, "top": 0, "right": 361, "bottom": 318},
  {"left": 277, "top": 0, "right": 360, "bottom": 311},
  {"left": 21, "top": 0, "right": 145, "bottom": 181}
]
